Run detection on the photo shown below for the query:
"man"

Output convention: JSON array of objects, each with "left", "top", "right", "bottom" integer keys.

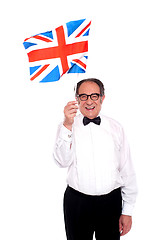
[{"left": 53, "top": 78, "right": 137, "bottom": 240}]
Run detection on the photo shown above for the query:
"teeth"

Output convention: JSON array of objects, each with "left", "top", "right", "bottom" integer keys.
[{"left": 86, "top": 107, "right": 95, "bottom": 110}]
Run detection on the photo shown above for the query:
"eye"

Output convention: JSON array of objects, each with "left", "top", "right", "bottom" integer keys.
[
  {"left": 79, "top": 94, "right": 87, "bottom": 101},
  {"left": 91, "top": 94, "right": 99, "bottom": 100}
]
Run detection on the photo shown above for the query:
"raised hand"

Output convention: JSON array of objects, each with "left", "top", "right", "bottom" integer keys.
[{"left": 63, "top": 101, "right": 78, "bottom": 131}]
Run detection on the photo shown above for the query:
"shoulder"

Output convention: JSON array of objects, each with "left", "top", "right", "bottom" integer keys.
[
  {"left": 100, "top": 114, "right": 125, "bottom": 148},
  {"left": 100, "top": 114, "right": 123, "bottom": 131}
]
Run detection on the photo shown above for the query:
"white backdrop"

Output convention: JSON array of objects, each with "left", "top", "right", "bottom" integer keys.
[{"left": 1, "top": 0, "right": 168, "bottom": 239}]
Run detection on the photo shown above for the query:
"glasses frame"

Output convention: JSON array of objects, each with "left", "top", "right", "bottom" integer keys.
[{"left": 77, "top": 93, "right": 102, "bottom": 101}]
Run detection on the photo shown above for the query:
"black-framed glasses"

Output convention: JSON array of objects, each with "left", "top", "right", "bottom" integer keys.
[{"left": 77, "top": 93, "right": 102, "bottom": 101}]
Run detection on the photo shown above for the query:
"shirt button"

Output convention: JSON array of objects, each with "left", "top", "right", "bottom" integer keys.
[{"left": 68, "top": 134, "right": 72, "bottom": 138}]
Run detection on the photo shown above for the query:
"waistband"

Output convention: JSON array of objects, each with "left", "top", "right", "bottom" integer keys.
[{"left": 66, "top": 185, "right": 121, "bottom": 199}]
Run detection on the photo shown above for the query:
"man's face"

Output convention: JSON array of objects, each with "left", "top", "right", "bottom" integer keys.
[{"left": 77, "top": 81, "right": 105, "bottom": 119}]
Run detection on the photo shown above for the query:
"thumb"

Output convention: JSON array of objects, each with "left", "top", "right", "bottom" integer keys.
[{"left": 119, "top": 217, "right": 123, "bottom": 233}]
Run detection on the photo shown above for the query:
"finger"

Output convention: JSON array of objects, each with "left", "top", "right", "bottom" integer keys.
[
  {"left": 65, "top": 107, "right": 78, "bottom": 114},
  {"left": 65, "top": 107, "right": 78, "bottom": 119},
  {"left": 119, "top": 221, "right": 123, "bottom": 233},
  {"left": 67, "top": 101, "right": 78, "bottom": 107},
  {"left": 65, "top": 113, "right": 77, "bottom": 124},
  {"left": 64, "top": 106, "right": 78, "bottom": 116},
  {"left": 119, "top": 220, "right": 125, "bottom": 236},
  {"left": 65, "top": 103, "right": 78, "bottom": 111},
  {"left": 120, "top": 226, "right": 131, "bottom": 236},
  {"left": 69, "top": 105, "right": 78, "bottom": 111},
  {"left": 66, "top": 109, "right": 78, "bottom": 117},
  {"left": 69, "top": 113, "right": 77, "bottom": 119},
  {"left": 120, "top": 230, "right": 125, "bottom": 236}
]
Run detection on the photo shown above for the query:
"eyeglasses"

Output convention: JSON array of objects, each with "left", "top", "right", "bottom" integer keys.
[{"left": 77, "top": 93, "right": 102, "bottom": 101}]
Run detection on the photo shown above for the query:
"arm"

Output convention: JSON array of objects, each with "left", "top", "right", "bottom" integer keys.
[
  {"left": 119, "top": 128, "right": 138, "bottom": 236},
  {"left": 53, "top": 123, "right": 73, "bottom": 167},
  {"left": 53, "top": 101, "right": 78, "bottom": 167}
]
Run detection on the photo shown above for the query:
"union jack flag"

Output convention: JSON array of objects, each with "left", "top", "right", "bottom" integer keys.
[{"left": 23, "top": 19, "right": 91, "bottom": 82}]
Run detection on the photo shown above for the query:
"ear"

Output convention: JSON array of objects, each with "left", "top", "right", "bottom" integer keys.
[{"left": 101, "top": 95, "right": 105, "bottom": 104}]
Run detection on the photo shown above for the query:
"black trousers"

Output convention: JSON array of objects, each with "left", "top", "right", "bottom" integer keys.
[{"left": 63, "top": 186, "right": 122, "bottom": 240}]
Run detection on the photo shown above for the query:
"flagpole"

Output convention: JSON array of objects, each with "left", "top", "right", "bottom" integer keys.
[{"left": 73, "top": 73, "right": 79, "bottom": 100}]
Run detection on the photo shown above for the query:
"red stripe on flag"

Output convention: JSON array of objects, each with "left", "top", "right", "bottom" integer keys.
[
  {"left": 24, "top": 35, "right": 52, "bottom": 43},
  {"left": 73, "top": 59, "right": 86, "bottom": 69},
  {"left": 28, "top": 42, "right": 88, "bottom": 62},
  {"left": 56, "top": 26, "right": 69, "bottom": 73},
  {"left": 75, "top": 21, "right": 91, "bottom": 38},
  {"left": 30, "top": 64, "right": 50, "bottom": 81},
  {"left": 24, "top": 37, "right": 31, "bottom": 41},
  {"left": 33, "top": 35, "right": 53, "bottom": 42}
]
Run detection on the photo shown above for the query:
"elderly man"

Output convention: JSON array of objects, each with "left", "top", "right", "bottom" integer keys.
[{"left": 53, "top": 78, "right": 137, "bottom": 240}]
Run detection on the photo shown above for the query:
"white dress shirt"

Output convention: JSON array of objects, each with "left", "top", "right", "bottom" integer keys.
[{"left": 53, "top": 114, "right": 137, "bottom": 216}]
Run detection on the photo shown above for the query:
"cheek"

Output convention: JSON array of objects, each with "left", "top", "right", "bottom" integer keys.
[{"left": 95, "top": 104, "right": 102, "bottom": 113}]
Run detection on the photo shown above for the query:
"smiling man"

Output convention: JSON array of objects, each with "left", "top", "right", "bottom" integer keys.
[{"left": 53, "top": 78, "right": 137, "bottom": 240}]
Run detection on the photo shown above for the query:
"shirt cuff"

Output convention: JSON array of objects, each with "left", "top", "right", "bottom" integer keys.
[
  {"left": 59, "top": 124, "right": 73, "bottom": 142},
  {"left": 122, "top": 202, "right": 134, "bottom": 216}
]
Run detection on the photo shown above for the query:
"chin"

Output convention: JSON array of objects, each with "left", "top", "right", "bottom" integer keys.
[{"left": 80, "top": 107, "right": 99, "bottom": 119}]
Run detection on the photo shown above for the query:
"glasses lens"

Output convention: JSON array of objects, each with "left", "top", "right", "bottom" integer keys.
[
  {"left": 79, "top": 94, "right": 88, "bottom": 101},
  {"left": 90, "top": 94, "right": 99, "bottom": 101}
]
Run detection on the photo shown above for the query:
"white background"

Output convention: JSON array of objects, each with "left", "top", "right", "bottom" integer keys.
[{"left": 1, "top": 0, "right": 168, "bottom": 239}]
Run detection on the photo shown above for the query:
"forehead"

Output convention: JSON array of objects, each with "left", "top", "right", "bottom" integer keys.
[{"left": 78, "top": 81, "right": 100, "bottom": 94}]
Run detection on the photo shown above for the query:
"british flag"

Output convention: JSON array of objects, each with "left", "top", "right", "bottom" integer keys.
[{"left": 23, "top": 19, "right": 91, "bottom": 82}]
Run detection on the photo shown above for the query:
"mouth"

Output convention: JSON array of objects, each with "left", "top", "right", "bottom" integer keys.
[{"left": 85, "top": 106, "right": 95, "bottom": 111}]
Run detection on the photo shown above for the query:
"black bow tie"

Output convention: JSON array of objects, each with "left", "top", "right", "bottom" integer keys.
[{"left": 83, "top": 116, "right": 101, "bottom": 126}]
